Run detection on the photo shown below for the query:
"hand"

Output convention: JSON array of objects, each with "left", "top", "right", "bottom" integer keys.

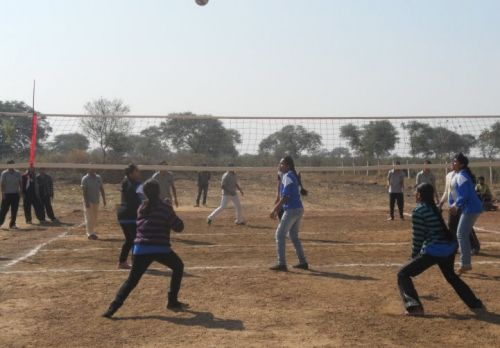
[
  {"left": 449, "top": 205, "right": 458, "bottom": 216},
  {"left": 240, "top": 190, "right": 244, "bottom": 197},
  {"left": 175, "top": 199, "right": 179, "bottom": 208},
  {"left": 270, "top": 210, "right": 277, "bottom": 220},
  {"left": 103, "top": 200, "right": 107, "bottom": 208}
]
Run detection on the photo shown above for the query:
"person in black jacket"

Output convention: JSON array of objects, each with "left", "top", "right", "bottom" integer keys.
[
  {"left": 36, "top": 168, "right": 58, "bottom": 222},
  {"left": 195, "top": 164, "right": 211, "bottom": 207},
  {"left": 117, "top": 164, "right": 142, "bottom": 269},
  {"left": 22, "top": 166, "right": 45, "bottom": 224}
]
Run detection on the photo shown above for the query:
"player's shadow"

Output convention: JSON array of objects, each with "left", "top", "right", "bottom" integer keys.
[
  {"left": 145, "top": 269, "right": 198, "bottom": 278},
  {"left": 116, "top": 310, "right": 245, "bottom": 331},
  {"left": 0, "top": 257, "right": 11, "bottom": 261},
  {"left": 302, "top": 269, "right": 378, "bottom": 281},
  {"left": 172, "top": 238, "right": 215, "bottom": 246},
  {"left": 301, "top": 239, "right": 348, "bottom": 244},
  {"left": 465, "top": 273, "right": 500, "bottom": 281},
  {"left": 476, "top": 252, "right": 500, "bottom": 259},
  {"left": 245, "top": 224, "right": 273, "bottom": 230},
  {"left": 418, "top": 311, "right": 500, "bottom": 325}
]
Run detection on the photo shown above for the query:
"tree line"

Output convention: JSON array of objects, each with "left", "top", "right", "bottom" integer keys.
[{"left": 1, "top": 98, "right": 500, "bottom": 165}]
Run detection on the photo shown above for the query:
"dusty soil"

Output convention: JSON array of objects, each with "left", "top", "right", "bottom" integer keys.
[{"left": 0, "top": 172, "right": 499, "bottom": 347}]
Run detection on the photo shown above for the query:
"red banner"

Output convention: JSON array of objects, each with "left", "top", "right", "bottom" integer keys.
[{"left": 29, "top": 112, "right": 38, "bottom": 165}]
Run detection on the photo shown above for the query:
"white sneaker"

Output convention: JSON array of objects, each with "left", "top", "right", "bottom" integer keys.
[{"left": 87, "top": 234, "right": 98, "bottom": 240}]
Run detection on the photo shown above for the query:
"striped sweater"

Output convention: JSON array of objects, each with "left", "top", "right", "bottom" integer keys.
[
  {"left": 411, "top": 203, "right": 449, "bottom": 258},
  {"left": 135, "top": 201, "right": 184, "bottom": 247}
]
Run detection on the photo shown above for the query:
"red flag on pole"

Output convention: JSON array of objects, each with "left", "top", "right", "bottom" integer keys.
[{"left": 29, "top": 112, "right": 38, "bottom": 166}]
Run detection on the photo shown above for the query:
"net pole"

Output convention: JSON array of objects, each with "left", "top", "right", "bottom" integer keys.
[
  {"left": 29, "top": 80, "right": 37, "bottom": 166},
  {"left": 490, "top": 161, "right": 494, "bottom": 185}
]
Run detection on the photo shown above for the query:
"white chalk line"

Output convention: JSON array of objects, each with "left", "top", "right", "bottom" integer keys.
[
  {"left": 2, "top": 260, "right": 500, "bottom": 275},
  {"left": 0, "top": 231, "right": 68, "bottom": 269}
]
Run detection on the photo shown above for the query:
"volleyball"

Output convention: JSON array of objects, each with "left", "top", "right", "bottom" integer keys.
[{"left": 195, "top": 0, "right": 209, "bottom": 6}]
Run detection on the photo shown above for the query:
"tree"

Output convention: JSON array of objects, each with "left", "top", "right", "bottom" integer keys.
[
  {"left": 258, "top": 125, "right": 322, "bottom": 158},
  {"left": 0, "top": 100, "right": 51, "bottom": 159},
  {"left": 340, "top": 121, "right": 398, "bottom": 159},
  {"left": 431, "top": 127, "right": 475, "bottom": 159},
  {"left": 157, "top": 113, "right": 241, "bottom": 157},
  {"left": 51, "top": 133, "right": 89, "bottom": 154},
  {"left": 477, "top": 122, "right": 500, "bottom": 159},
  {"left": 402, "top": 121, "right": 435, "bottom": 158},
  {"left": 106, "top": 128, "right": 170, "bottom": 162},
  {"left": 80, "top": 98, "right": 131, "bottom": 163},
  {"left": 330, "top": 147, "right": 351, "bottom": 159}
]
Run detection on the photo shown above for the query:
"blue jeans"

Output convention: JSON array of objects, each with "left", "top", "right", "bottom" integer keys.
[
  {"left": 275, "top": 208, "right": 307, "bottom": 266},
  {"left": 457, "top": 213, "right": 480, "bottom": 267}
]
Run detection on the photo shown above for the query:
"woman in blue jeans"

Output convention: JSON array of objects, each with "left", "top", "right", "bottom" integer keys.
[
  {"left": 269, "top": 156, "right": 308, "bottom": 271},
  {"left": 450, "top": 153, "right": 483, "bottom": 275}
]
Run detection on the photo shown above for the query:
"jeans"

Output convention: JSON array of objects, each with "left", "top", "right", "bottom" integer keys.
[
  {"left": 119, "top": 223, "right": 137, "bottom": 263},
  {"left": 196, "top": 185, "right": 209, "bottom": 206},
  {"left": 275, "top": 208, "right": 307, "bottom": 266},
  {"left": 208, "top": 194, "right": 244, "bottom": 223},
  {"left": 39, "top": 195, "right": 56, "bottom": 221},
  {"left": 456, "top": 213, "right": 481, "bottom": 267},
  {"left": 112, "top": 251, "right": 184, "bottom": 307},
  {"left": 0, "top": 193, "right": 20, "bottom": 228},
  {"left": 448, "top": 209, "right": 480, "bottom": 253},
  {"left": 397, "top": 253, "right": 482, "bottom": 311},
  {"left": 389, "top": 193, "right": 404, "bottom": 219}
]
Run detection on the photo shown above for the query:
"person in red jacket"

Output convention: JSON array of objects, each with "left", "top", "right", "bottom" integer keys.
[{"left": 103, "top": 179, "right": 187, "bottom": 318}]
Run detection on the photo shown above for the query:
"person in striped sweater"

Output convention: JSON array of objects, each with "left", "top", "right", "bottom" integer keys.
[
  {"left": 103, "top": 179, "right": 187, "bottom": 318},
  {"left": 397, "top": 183, "right": 484, "bottom": 316}
]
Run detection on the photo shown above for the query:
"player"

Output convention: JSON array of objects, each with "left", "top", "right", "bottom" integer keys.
[
  {"left": 36, "top": 168, "right": 58, "bottom": 223},
  {"left": 116, "top": 164, "right": 142, "bottom": 270},
  {"left": 22, "top": 165, "right": 45, "bottom": 224},
  {"left": 103, "top": 179, "right": 187, "bottom": 318},
  {"left": 81, "top": 167, "right": 106, "bottom": 240},
  {"left": 207, "top": 164, "right": 245, "bottom": 225},
  {"left": 415, "top": 160, "right": 439, "bottom": 203},
  {"left": 439, "top": 163, "right": 481, "bottom": 255},
  {"left": 0, "top": 160, "right": 22, "bottom": 230},
  {"left": 195, "top": 164, "right": 211, "bottom": 207},
  {"left": 275, "top": 168, "right": 308, "bottom": 220},
  {"left": 387, "top": 161, "right": 405, "bottom": 221},
  {"left": 152, "top": 161, "right": 179, "bottom": 207},
  {"left": 397, "top": 183, "right": 485, "bottom": 316},
  {"left": 269, "top": 156, "right": 308, "bottom": 271},
  {"left": 449, "top": 153, "right": 483, "bottom": 274}
]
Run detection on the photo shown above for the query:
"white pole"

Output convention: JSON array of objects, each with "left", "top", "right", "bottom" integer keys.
[{"left": 490, "top": 161, "right": 494, "bottom": 186}]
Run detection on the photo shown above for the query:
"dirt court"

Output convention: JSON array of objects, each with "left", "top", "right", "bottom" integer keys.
[{"left": 1, "top": 172, "right": 499, "bottom": 347}]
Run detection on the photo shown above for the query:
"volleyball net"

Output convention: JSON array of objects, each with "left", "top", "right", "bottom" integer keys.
[{"left": 1, "top": 112, "right": 500, "bottom": 177}]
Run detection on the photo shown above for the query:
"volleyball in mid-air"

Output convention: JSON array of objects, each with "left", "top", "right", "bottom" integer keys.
[{"left": 195, "top": 0, "right": 209, "bottom": 6}]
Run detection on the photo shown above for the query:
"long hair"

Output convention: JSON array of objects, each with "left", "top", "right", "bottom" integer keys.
[
  {"left": 454, "top": 153, "right": 476, "bottom": 185},
  {"left": 416, "top": 183, "right": 453, "bottom": 241},
  {"left": 142, "top": 179, "right": 161, "bottom": 215},
  {"left": 282, "top": 156, "right": 308, "bottom": 196}
]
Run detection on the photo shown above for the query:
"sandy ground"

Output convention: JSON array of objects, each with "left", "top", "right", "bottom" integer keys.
[{"left": 0, "top": 172, "right": 499, "bottom": 347}]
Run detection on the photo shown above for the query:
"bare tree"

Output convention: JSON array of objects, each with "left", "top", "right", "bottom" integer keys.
[{"left": 80, "top": 98, "right": 131, "bottom": 162}]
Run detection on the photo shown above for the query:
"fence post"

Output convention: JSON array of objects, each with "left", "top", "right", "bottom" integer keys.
[
  {"left": 377, "top": 159, "right": 380, "bottom": 176},
  {"left": 352, "top": 159, "right": 356, "bottom": 175},
  {"left": 490, "top": 160, "right": 494, "bottom": 186},
  {"left": 341, "top": 159, "right": 344, "bottom": 175},
  {"left": 406, "top": 160, "right": 410, "bottom": 178}
]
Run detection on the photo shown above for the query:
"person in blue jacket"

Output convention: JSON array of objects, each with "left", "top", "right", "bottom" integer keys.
[
  {"left": 269, "top": 156, "right": 308, "bottom": 271},
  {"left": 449, "top": 153, "right": 483, "bottom": 275},
  {"left": 397, "top": 183, "right": 484, "bottom": 316}
]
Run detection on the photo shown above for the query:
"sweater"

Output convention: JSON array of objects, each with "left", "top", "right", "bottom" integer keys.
[
  {"left": 117, "top": 177, "right": 142, "bottom": 223},
  {"left": 134, "top": 200, "right": 184, "bottom": 247},
  {"left": 452, "top": 170, "right": 483, "bottom": 214},
  {"left": 411, "top": 203, "right": 452, "bottom": 258}
]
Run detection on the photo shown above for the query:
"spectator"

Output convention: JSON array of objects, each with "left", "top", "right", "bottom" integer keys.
[
  {"left": 0, "top": 160, "right": 22, "bottom": 230},
  {"left": 22, "top": 165, "right": 45, "bottom": 224},
  {"left": 36, "top": 168, "right": 58, "bottom": 223},
  {"left": 81, "top": 167, "right": 106, "bottom": 240}
]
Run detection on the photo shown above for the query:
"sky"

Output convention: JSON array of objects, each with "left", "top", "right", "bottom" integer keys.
[{"left": 1, "top": 0, "right": 500, "bottom": 117}]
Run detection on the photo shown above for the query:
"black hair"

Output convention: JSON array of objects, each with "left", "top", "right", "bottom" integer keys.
[
  {"left": 142, "top": 179, "right": 161, "bottom": 215},
  {"left": 478, "top": 176, "right": 485, "bottom": 182},
  {"left": 395, "top": 160, "right": 401, "bottom": 165},
  {"left": 125, "top": 163, "right": 138, "bottom": 178},
  {"left": 7, "top": 160, "right": 15, "bottom": 164},
  {"left": 416, "top": 183, "right": 453, "bottom": 241},
  {"left": 282, "top": 156, "right": 308, "bottom": 196},
  {"left": 454, "top": 153, "right": 476, "bottom": 185},
  {"left": 424, "top": 160, "right": 431, "bottom": 165}
]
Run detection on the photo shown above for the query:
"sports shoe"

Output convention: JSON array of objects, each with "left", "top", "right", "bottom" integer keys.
[
  {"left": 405, "top": 307, "right": 424, "bottom": 316},
  {"left": 235, "top": 221, "right": 246, "bottom": 226},
  {"left": 457, "top": 265, "right": 472, "bottom": 275},
  {"left": 87, "top": 234, "right": 98, "bottom": 240},
  {"left": 471, "top": 304, "right": 487, "bottom": 315},
  {"left": 207, "top": 218, "right": 212, "bottom": 226},
  {"left": 9, "top": 225, "right": 18, "bottom": 230},
  {"left": 400, "top": 216, "right": 405, "bottom": 221},
  {"left": 102, "top": 302, "right": 121, "bottom": 318},
  {"left": 118, "top": 262, "right": 131, "bottom": 270},
  {"left": 167, "top": 300, "right": 190, "bottom": 312},
  {"left": 293, "top": 263, "right": 309, "bottom": 270},
  {"left": 387, "top": 217, "right": 394, "bottom": 221},
  {"left": 269, "top": 264, "right": 288, "bottom": 272}
]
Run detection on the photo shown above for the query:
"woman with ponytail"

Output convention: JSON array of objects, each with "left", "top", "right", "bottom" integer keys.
[
  {"left": 450, "top": 153, "right": 483, "bottom": 274},
  {"left": 274, "top": 157, "right": 308, "bottom": 220},
  {"left": 397, "top": 183, "right": 485, "bottom": 316}
]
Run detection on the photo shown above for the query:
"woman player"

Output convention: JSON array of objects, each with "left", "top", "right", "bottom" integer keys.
[
  {"left": 270, "top": 156, "right": 308, "bottom": 271},
  {"left": 397, "top": 183, "right": 485, "bottom": 316},
  {"left": 274, "top": 164, "right": 308, "bottom": 220},
  {"left": 117, "top": 164, "right": 142, "bottom": 269},
  {"left": 103, "top": 179, "right": 187, "bottom": 318},
  {"left": 450, "top": 153, "right": 483, "bottom": 274}
]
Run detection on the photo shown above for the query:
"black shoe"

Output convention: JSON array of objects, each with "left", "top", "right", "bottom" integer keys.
[
  {"left": 207, "top": 218, "right": 212, "bottom": 226},
  {"left": 293, "top": 263, "right": 309, "bottom": 270},
  {"left": 167, "top": 300, "right": 190, "bottom": 312},
  {"left": 102, "top": 302, "right": 120, "bottom": 318},
  {"left": 400, "top": 216, "right": 405, "bottom": 220},
  {"left": 269, "top": 264, "right": 288, "bottom": 272}
]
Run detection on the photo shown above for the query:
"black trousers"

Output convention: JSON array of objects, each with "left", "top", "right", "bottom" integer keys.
[
  {"left": 39, "top": 195, "right": 56, "bottom": 221},
  {"left": 112, "top": 251, "right": 184, "bottom": 306},
  {"left": 0, "top": 193, "right": 20, "bottom": 228},
  {"left": 23, "top": 194, "right": 44, "bottom": 223},
  {"left": 389, "top": 193, "right": 404, "bottom": 218},
  {"left": 196, "top": 184, "right": 209, "bottom": 205},
  {"left": 448, "top": 209, "right": 480, "bottom": 252},
  {"left": 119, "top": 223, "right": 137, "bottom": 263},
  {"left": 397, "top": 253, "right": 482, "bottom": 311}
]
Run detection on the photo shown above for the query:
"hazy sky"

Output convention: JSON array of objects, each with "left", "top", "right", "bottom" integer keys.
[{"left": 1, "top": 0, "right": 499, "bottom": 117}]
